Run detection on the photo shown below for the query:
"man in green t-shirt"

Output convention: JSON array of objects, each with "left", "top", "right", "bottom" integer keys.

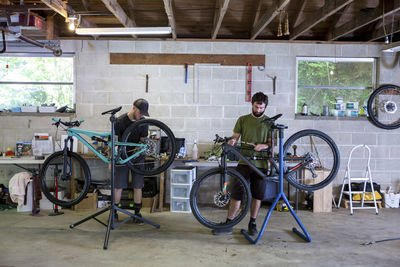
[{"left": 213, "top": 92, "right": 271, "bottom": 236}]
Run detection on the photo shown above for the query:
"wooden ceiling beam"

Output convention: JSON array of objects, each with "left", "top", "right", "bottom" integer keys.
[
  {"left": 40, "top": 0, "right": 95, "bottom": 28},
  {"left": 251, "top": 0, "right": 291, "bottom": 40},
  {"left": 212, "top": 0, "right": 230, "bottom": 39},
  {"left": 325, "top": 4, "right": 352, "bottom": 41},
  {"left": 81, "top": 0, "right": 90, "bottom": 11},
  {"left": 100, "top": 0, "right": 136, "bottom": 38},
  {"left": 367, "top": 20, "right": 400, "bottom": 42},
  {"left": 290, "top": 0, "right": 307, "bottom": 29},
  {"left": 330, "top": 0, "right": 400, "bottom": 41},
  {"left": 126, "top": 0, "right": 136, "bottom": 22},
  {"left": 252, "top": 0, "right": 263, "bottom": 27},
  {"left": 163, "top": 0, "right": 177, "bottom": 39},
  {"left": 290, "top": 0, "right": 353, "bottom": 40}
]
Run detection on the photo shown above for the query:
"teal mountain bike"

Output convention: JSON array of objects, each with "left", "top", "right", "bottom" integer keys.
[{"left": 39, "top": 106, "right": 177, "bottom": 207}]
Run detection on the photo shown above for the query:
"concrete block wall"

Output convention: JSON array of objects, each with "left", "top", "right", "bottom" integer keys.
[{"left": 1, "top": 40, "right": 400, "bottom": 197}]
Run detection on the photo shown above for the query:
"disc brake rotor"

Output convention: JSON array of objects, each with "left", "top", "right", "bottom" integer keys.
[{"left": 214, "top": 192, "right": 230, "bottom": 207}]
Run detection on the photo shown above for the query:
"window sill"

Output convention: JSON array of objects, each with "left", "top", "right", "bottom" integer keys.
[
  {"left": 295, "top": 114, "right": 368, "bottom": 121},
  {"left": 0, "top": 112, "right": 75, "bottom": 117}
]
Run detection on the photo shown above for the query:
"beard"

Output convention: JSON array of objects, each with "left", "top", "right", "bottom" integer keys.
[{"left": 252, "top": 110, "right": 265, "bottom": 117}]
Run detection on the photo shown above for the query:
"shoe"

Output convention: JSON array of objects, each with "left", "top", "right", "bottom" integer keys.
[
  {"left": 248, "top": 221, "right": 258, "bottom": 236},
  {"left": 211, "top": 228, "right": 233, "bottom": 235},
  {"left": 133, "top": 213, "right": 144, "bottom": 225},
  {"left": 113, "top": 210, "right": 119, "bottom": 221}
]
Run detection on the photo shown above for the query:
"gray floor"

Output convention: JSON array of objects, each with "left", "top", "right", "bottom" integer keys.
[{"left": 0, "top": 206, "right": 399, "bottom": 267}]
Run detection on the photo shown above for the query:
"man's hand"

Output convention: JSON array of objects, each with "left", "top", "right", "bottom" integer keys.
[
  {"left": 254, "top": 144, "right": 268, "bottom": 151},
  {"left": 228, "top": 138, "right": 237, "bottom": 146}
]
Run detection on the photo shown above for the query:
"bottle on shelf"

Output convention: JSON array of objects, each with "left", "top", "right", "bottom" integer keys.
[{"left": 192, "top": 140, "right": 199, "bottom": 160}]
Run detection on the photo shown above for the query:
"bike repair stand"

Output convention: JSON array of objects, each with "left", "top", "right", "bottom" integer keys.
[
  {"left": 70, "top": 108, "right": 160, "bottom": 249},
  {"left": 241, "top": 124, "right": 312, "bottom": 244}
]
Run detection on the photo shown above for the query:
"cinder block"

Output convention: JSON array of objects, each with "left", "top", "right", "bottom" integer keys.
[
  {"left": 198, "top": 106, "right": 223, "bottom": 118},
  {"left": 171, "top": 106, "right": 197, "bottom": 117},
  {"left": 134, "top": 41, "right": 161, "bottom": 53}
]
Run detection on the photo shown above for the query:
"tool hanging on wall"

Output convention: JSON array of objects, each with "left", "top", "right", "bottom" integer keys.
[
  {"left": 145, "top": 74, "right": 149, "bottom": 93},
  {"left": 266, "top": 74, "right": 277, "bottom": 95},
  {"left": 246, "top": 63, "right": 253, "bottom": 102},
  {"left": 184, "top": 63, "right": 189, "bottom": 83}
]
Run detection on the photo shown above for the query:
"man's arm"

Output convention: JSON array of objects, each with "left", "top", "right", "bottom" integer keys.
[
  {"left": 254, "top": 137, "right": 271, "bottom": 151},
  {"left": 229, "top": 132, "right": 240, "bottom": 146}
]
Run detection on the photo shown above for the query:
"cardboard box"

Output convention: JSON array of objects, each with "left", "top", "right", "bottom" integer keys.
[{"left": 72, "top": 192, "right": 98, "bottom": 211}]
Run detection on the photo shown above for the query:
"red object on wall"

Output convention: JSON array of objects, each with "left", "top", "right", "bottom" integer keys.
[{"left": 246, "top": 63, "right": 253, "bottom": 102}]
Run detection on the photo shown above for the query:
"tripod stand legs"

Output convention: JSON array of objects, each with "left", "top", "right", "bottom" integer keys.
[{"left": 241, "top": 192, "right": 311, "bottom": 244}]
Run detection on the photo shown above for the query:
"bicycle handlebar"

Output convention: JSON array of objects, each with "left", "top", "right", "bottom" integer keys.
[
  {"left": 52, "top": 118, "right": 84, "bottom": 128},
  {"left": 214, "top": 135, "right": 233, "bottom": 144}
]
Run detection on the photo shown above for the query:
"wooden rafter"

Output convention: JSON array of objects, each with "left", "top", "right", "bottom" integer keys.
[
  {"left": 325, "top": 4, "right": 352, "bottom": 41},
  {"left": 212, "top": 0, "right": 230, "bottom": 39},
  {"left": 81, "top": 0, "right": 90, "bottom": 11},
  {"left": 163, "top": 0, "right": 177, "bottom": 39},
  {"left": 330, "top": 0, "right": 400, "bottom": 41},
  {"left": 126, "top": 0, "right": 136, "bottom": 22},
  {"left": 40, "top": 0, "right": 95, "bottom": 28},
  {"left": 290, "top": 0, "right": 307, "bottom": 29},
  {"left": 367, "top": 20, "right": 400, "bottom": 42},
  {"left": 252, "top": 0, "right": 263, "bottom": 27},
  {"left": 251, "top": 0, "right": 291, "bottom": 40},
  {"left": 290, "top": 0, "right": 353, "bottom": 40},
  {"left": 100, "top": 0, "right": 136, "bottom": 38}
]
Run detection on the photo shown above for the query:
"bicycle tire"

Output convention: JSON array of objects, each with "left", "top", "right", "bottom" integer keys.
[
  {"left": 283, "top": 129, "right": 340, "bottom": 191},
  {"left": 367, "top": 84, "right": 400, "bottom": 130},
  {"left": 40, "top": 151, "right": 91, "bottom": 207},
  {"left": 120, "top": 119, "right": 177, "bottom": 176},
  {"left": 190, "top": 167, "right": 251, "bottom": 230}
]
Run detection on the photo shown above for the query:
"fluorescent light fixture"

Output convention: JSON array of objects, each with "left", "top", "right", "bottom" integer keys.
[
  {"left": 75, "top": 27, "right": 172, "bottom": 35},
  {"left": 382, "top": 41, "right": 400, "bottom": 53}
]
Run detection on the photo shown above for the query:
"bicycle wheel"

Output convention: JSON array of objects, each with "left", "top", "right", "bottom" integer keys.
[
  {"left": 120, "top": 119, "right": 177, "bottom": 176},
  {"left": 283, "top": 129, "right": 340, "bottom": 191},
  {"left": 40, "top": 151, "right": 91, "bottom": 207},
  {"left": 367, "top": 84, "right": 400, "bottom": 130},
  {"left": 190, "top": 167, "right": 251, "bottom": 230}
]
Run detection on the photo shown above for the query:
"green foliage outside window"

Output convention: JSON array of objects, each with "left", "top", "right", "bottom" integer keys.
[
  {"left": 0, "top": 56, "right": 74, "bottom": 110},
  {"left": 297, "top": 58, "right": 375, "bottom": 115}
]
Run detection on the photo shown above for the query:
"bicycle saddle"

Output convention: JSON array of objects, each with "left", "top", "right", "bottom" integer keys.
[
  {"left": 261, "top": 114, "right": 282, "bottom": 123},
  {"left": 101, "top": 106, "right": 122, "bottom": 115}
]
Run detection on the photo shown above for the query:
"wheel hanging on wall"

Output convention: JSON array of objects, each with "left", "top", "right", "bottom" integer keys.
[{"left": 367, "top": 84, "right": 400, "bottom": 130}]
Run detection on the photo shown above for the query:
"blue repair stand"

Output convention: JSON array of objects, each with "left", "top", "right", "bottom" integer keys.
[{"left": 241, "top": 124, "right": 312, "bottom": 244}]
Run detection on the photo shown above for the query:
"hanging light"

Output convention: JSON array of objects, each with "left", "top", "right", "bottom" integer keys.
[{"left": 67, "top": 14, "right": 78, "bottom": 31}]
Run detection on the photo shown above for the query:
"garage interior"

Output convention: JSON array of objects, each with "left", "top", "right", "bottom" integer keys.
[{"left": 1, "top": 0, "right": 400, "bottom": 266}]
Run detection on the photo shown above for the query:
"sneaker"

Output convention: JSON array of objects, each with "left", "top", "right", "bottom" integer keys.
[
  {"left": 133, "top": 213, "right": 144, "bottom": 225},
  {"left": 113, "top": 210, "right": 118, "bottom": 221},
  {"left": 248, "top": 221, "right": 258, "bottom": 236},
  {"left": 211, "top": 228, "right": 233, "bottom": 235}
]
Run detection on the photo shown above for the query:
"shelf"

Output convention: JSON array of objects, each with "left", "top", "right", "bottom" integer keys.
[
  {"left": 295, "top": 114, "right": 368, "bottom": 121},
  {"left": 0, "top": 112, "right": 75, "bottom": 117}
]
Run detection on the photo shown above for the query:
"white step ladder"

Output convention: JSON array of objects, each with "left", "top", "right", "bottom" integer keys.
[{"left": 338, "top": 144, "right": 379, "bottom": 215}]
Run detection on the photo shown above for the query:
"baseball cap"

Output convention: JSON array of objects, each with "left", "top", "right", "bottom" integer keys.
[{"left": 133, "top": 98, "right": 150, "bottom": 116}]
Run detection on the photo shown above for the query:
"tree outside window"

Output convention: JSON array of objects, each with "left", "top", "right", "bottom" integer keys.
[{"left": 296, "top": 57, "right": 376, "bottom": 115}]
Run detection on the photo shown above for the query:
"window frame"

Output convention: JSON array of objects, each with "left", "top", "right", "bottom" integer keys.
[
  {"left": 295, "top": 56, "right": 377, "bottom": 115},
  {"left": 0, "top": 52, "right": 76, "bottom": 112}
]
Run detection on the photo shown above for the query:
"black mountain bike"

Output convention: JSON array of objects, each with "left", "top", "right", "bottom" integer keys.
[
  {"left": 190, "top": 114, "right": 340, "bottom": 230},
  {"left": 367, "top": 84, "right": 400, "bottom": 130}
]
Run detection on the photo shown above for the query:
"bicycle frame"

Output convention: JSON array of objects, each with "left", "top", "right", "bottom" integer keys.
[{"left": 63, "top": 127, "right": 147, "bottom": 165}]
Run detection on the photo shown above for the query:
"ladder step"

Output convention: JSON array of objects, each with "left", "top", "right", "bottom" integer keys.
[
  {"left": 343, "top": 191, "right": 370, "bottom": 195},
  {"left": 348, "top": 177, "right": 369, "bottom": 181}
]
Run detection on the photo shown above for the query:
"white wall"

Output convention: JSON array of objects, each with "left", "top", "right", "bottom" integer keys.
[{"left": 1, "top": 40, "right": 400, "bottom": 195}]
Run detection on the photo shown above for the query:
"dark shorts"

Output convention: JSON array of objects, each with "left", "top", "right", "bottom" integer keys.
[
  {"left": 115, "top": 165, "right": 144, "bottom": 189},
  {"left": 231, "top": 164, "right": 268, "bottom": 201}
]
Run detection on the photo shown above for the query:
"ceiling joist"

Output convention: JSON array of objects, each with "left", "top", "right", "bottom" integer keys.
[
  {"left": 100, "top": 0, "right": 136, "bottom": 38},
  {"left": 212, "top": 0, "right": 230, "bottom": 39},
  {"left": 251, "top": 0, "right": 291, "bottom": 40},
  {"left": 40, "top": 0, "right": 95, "bottom": 28},
  {"left": 163, "top": 0, "right": 176, "bottom": 39},
  {"left": 290, "top": 0, "right": 354, "bottom": 40},
  {"left": 330, "top": 0, "right": 400, "bottom": 41}
]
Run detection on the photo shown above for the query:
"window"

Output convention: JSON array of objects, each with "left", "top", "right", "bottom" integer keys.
[
  {"left": 0, "top": 55, "right": 74, "bottom": 110},
  {"left": 296, "top": 57, "right": 376, "bottom": 115}
]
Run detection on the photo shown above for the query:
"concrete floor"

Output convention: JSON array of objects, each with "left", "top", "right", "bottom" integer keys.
[{"left": 0, "top": 206, "right": 399, "bottom": 267}]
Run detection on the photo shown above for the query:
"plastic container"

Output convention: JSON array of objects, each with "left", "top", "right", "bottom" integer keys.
[{"left": 383, "top": 192, "right": 400, "bottom": 208}]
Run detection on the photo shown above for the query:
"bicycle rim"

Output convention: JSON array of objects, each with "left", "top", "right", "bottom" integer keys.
[
  {"left": 190, "top": 168, "right": 250, "bottom": 229},
  {"left": 121, "top": 119, "right": 177, "bottom": 176},
  {"left": 283, "top": 129, "right": 340, "bottom": 191},
  {"left": 40, "top": 151, "right": 91, "bottom": 207},
  {"left": 367, "top": 84, "right": 400, "bottom": 130}
]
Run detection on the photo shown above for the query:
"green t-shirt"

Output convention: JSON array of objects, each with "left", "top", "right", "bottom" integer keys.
[{"left": 233, "top": 114, "right": 271, "bottom": 169}]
